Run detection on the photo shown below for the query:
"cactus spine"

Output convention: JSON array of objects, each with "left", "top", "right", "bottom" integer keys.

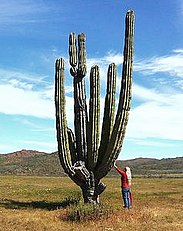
[{"left": 55, "top": 10, "right": 135, "bottom": 203}]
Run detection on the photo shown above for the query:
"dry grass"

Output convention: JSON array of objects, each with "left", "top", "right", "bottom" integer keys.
[{"left": 0, "top": 176, "right": 182, "bottom": 231}]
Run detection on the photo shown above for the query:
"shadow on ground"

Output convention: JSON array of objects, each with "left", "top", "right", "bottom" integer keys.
[{"left": 0, "top": 197, "right": 79, "bottom": 211}]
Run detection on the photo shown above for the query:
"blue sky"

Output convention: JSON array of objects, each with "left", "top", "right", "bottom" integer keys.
[{"left": 0, "top": 0, "right": 183, "bottom": 160}]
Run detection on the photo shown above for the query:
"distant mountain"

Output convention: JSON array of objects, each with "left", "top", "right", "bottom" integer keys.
[
  {"left": 0, "top": 150, "right": 182, "bottom": 177},
  {"left": 0, "top": 150, "right": 64, "bottom": 176},
  {"left": 113, "top": 157, "right": 183, "bottom": 176}
]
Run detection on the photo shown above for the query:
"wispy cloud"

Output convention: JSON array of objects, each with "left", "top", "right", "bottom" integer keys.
[
  {"left": 0, "top": 66, "right": 55, "bottom": 118},
  {"left": 0, "top": 0, "right": 50, "bottom": 25},
  {"left": 0, "top": 68, "right": 47, "bottom": 85},
  {"left": 120, "top": 49, "right": 183, "bottom": 145},
  {"left": 126, "top": 138, "right": 176, "bottom": 148},
  {"left": 134, "top": 49, "right": 183, "bottom": 79},
  {"left": 86, "top": 51, "right": 122, "bottom": 81},
  {"left": 14, "top": 118, "right": 54, "bottom": 132},
  {"left": 126, "top": 83, "right": 183, "bottom": 141},
  {"left": 0, "top": 84, "right": 54, "bottom": 119},
  {"left": 8, "top": 79, "right": 33, "bottom": 90},
  {"left": 1, "top": 50, "right": 183, "bottom": 146},
  {"left": 21, "top": 140, "right": 57, "bottom": 153}
]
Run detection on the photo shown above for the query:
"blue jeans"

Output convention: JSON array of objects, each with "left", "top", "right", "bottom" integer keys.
[{"left": 122, "top": 187, "right": 131, "bottom": 208}]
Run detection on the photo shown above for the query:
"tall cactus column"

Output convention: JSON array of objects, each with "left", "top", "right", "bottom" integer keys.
[
  {"left": 95, "top": 10, "right": 135, "bottom": 179},
  {"left": 69, "top": 33, "right": 88, "bottom": 162},
  {"left": 55, "top": 10, "right": 135, "bottom": 204}
]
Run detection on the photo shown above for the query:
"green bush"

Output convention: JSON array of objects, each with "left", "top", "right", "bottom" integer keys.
[{"left": 66, "top": 202, "right": 113, "bottom": 222}]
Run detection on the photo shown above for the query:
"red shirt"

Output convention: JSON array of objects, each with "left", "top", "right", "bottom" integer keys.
[{"left": 116, "top": 167, "right": 130, "bottom": 188}]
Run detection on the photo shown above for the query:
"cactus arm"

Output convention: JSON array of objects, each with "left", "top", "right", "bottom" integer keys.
[
  {"left": 69, "top": 33, "right": 77, "bottom": 68},
  {"left": 95, "top": 10, "right": 135, "bottom": 179},
  {"left": 73, "top": 76, "right": 88, "bottom": 162},
  {"left": 111, "top": 10, "right": 134, "bottom": 160},
  {"left": 78, "top": 33, "right": 87, "bottom": 77},
  {"left": 87, "top": 65, "right": 100, "bottom": 170},
  {"left": 69, "top": 33, "right": 88, "bottom": 162},
  {"left": 55, "top": 58, "right": 85, "bottom": 188},
  {"left": 96, "top": 63, "right": 116, "bottom": 166},
  {"left": 55, "top": 58, "right": 75, "bottom": 176}
]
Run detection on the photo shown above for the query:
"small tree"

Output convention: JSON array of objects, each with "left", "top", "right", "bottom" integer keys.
[{"left": 55, "top": 10, "right": 135, "bottom": 204}]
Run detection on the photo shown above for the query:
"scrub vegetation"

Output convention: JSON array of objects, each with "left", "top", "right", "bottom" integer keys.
[{"left": 0, "top": 176, "right": 182, "bottom": 230}]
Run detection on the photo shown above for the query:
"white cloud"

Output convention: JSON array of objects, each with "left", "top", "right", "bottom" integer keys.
[
  {"left": 0, "top": 84, "right": 54, "bottom": 119},
  {"left": 1, "top": 50, "right": 183, "bottom": 146},
  {"left": 0, "top": 68, "right": 47, "bottom": 84},
  {"left": 173, "top": 49, "right": 183, "bottom": 54},
  {"left": 126, "top": 84, "right": 183, "bottom": 141},
  {"left": 133, "top": 84, "right": 168, "bottom": 104},
  {"left": 102, "top": 51, "right": 123, "bottom": 65},
  {"left": 134, "top": 49, "right": 183, "bottom": 79},
  {"left": 130, "top": 50, "right": 183, "bottom": 145},
  {"left": 65, "top": 50, "right": 183, "bottom": 148},
  {"left": 8, "top": 79, "right": 33, "bottom": 90},
  {"left": 85, "top": 52, "right": 122, "bottom": 80},
  {"left": 0, "top": 68, "right": 55, "bottom": 119},
  {"left": 65, "top": 86, "right": 73, "bottom": 94}
]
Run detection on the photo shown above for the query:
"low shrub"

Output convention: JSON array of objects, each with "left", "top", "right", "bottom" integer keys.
[{"left": 66, "top": 202, "right": 113, "bottom": 222}]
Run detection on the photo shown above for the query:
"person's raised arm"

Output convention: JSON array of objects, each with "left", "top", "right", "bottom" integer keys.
[{"left": 114, "top": 161, "right": 125, "bottom": 175}]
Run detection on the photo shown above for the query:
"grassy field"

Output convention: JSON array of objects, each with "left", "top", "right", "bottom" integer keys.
[{"left": 0, "top": 176, "right": 182, "bottom": 231}]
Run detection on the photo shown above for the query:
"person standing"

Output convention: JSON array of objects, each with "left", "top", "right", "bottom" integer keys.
[{"left": 114, "top": 161, "right": 132, "bottom": 209}]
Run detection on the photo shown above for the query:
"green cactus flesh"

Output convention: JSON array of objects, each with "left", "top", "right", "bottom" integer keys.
[
  {"left": 87, "top": 65, "right": 100, "bottom": 170},
  {"left": 55, "top": 58, "right": 74, "bottom": 176}
]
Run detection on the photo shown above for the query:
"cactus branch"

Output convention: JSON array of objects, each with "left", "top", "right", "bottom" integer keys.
[
  {"left": 55, "top": 58, "right": 74, "bottom": 176},
  {"left": 72, "top": 33, "right": 88, "bottom": 162},
  {"left": 95, "top": 10, "right": 135, "bottom": 179},
  {"left": 78, "top": 33, "right": 87, "bottom": 77},
  {"left": 87, "top": 65, "right": 100, "bottom": 170},
  {"left": 97, "top": 63, "right": 117, "bottom": 166}
]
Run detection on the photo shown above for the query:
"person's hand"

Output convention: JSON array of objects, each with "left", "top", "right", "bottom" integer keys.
[{"left": 114, "top": 161, "right": 117, "bottom": 168}]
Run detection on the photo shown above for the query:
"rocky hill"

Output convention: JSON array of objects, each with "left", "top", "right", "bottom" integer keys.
[
  {"left": 0, "top": 150, "right": 63, "bottom": 176},
  {"left": 112, "top": 157, "right": 183, "bottom": 177},
  {"left": 0, "top": 150, "right": 182, "bottom": 177}
]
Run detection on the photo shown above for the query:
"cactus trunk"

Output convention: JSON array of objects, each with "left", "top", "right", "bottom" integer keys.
[{"left": 55, "top": 10, "right": 135, "bottom": 204}]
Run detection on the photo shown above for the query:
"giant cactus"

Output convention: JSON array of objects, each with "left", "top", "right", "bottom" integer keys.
[{"left": 55, "top": 10, "right": 135, "bottom": 203}]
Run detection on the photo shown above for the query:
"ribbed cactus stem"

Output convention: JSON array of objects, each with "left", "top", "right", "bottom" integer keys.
[
  {"left": 55, "top": 58, "right": 74, "bottom": 176},
  {"left": 109, "top": 10, "right": 134, "bottom": 161},
  {"left": 78, "top": 33, "right": 87, "bottom": 77},
  {"left": 72, "top": 33, "right": 88, "bottom": 162},
  {"left": 95, "top": 10, "right": 135, "bottom": 179},
  {"left": 97, "top": 63, "right": 116, "bottom": 165},
  {"left": 69, "top": 33, "right": 77, "bottom": 68},
  {"left": 87, "top": 65, "right": 100, "bottom": 170}
]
